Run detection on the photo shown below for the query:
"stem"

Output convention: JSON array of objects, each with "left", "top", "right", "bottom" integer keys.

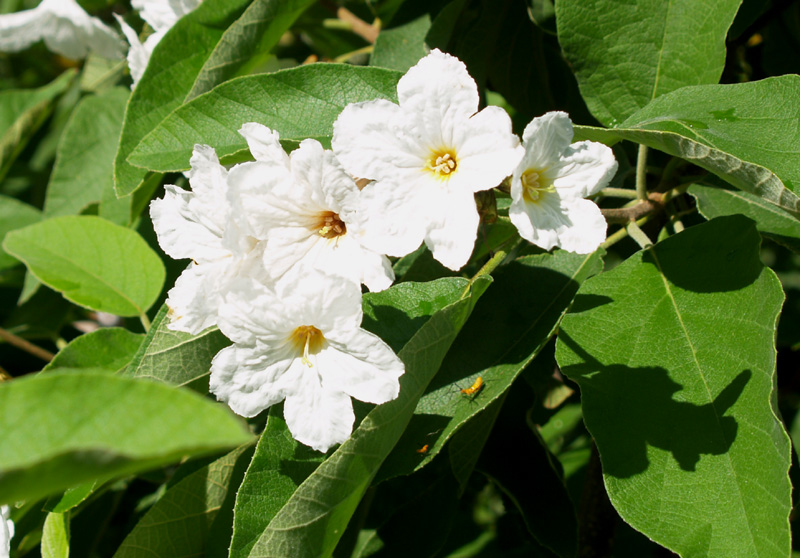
[
  {"left": 635, "top": 144, "right": 649, "bottom": 201},
  {"left": 139, "top": 313, "right": 151, "bottom": 333},
  {"left": 333, "top": 45, "right": 374, "bottom": 63},
  {"left": 600, "top": 215, "right": 652, "bottom": 250},
  {"left": 335, "top": 7, "right": 379, "bottom": 43},
  {"left": 626, "top": 220, "right": 653, "bottom": 249},
  {"left": 467, "top": 250, "right": 508, "bottom": 293},
  {"left": 0, "top": 326, "right": 55, "bottom": 362},
  {"left": 599, "top": 187, "right": 639, "bottom": 199}
]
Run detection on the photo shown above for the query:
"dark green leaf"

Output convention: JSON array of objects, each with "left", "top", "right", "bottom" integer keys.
[
  {"left": 44, "top": 328, "right": 144, "bottom": 373},
  {"left": 371, "top": 14, "right": 431, "bottom": 72},
  {"left": 556, "top": 216, "right": 791, "bottom": 557},
  {"left": 0, "top": 195, "right": 41, "bottom": 271}
]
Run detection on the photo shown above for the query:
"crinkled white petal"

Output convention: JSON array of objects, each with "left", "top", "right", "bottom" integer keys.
[
  {"left": 164, "top": 262, "right": 226, "bottom": 335},
  {"left": 519, "top": 111, "right": 574, "bottom": 171},
  {"left": 132, "top": 0, "right": 202, "bottom": 32},
  {"left": 210, "top": 343, "right": 294, "bottom": 417},
  {"left": 509, "top": 190, "right": 606, "bottom": 253},
  {"left": 275, "top": 271, "right": 364, "bottom": 334},
  {"left": 1, "top": 505, "right": 11, "bottom": 558},
  {"left": 424, "top": 189, "right": 481, "bottom": 271},
  {"left": 549, "top": 140, "right": 619, "bottom": 199},
  {"left": 449, "top": 105, "right": 523, "bottom": 193},
  {"left": 322, "top": 330, "right": 404, "bottom": 404},
  {"left": 0, "top": 0, "right": 124, "bottom": 60},
  {"left": 227, "top": 161, "right": 298, "bottom": 240},
  {"left": 397, "top": 49, "right": 478, "bottom": 129},
  {"left": 216, "top": 277, "right": 296, "bottom": 345},
  {"left": 116, "top": 15, "right": 164, "bottom": 89},
  {"left": 284, "top": 364, "right": 355, "bottom": 452},
  {"left": 150, "top": 184, "right": 228, "bottom": 262},
  {"left": 238, "top": 122, "right": 290, "bottom": 167},
  {"left": 355, "top": 178, "right": 428, "bottom": 258}
]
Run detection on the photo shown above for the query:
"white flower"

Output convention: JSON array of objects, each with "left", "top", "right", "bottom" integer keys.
[
  {"left": 0, "top": 0, "right": 124, "bottom": 60},
  {"left": 210, "top": 273, "right": 405, "bottom": 452},
  {"left": 226, "top": 123, "right": 394, "bottom": 292},
  {"left": 117, "top": 0, "right": 203, "bottom": 89},
  {"left": 509, "top": 112, "right": 618, "bottom": 253},
  {"left": 0, "top": 505, "right": 13, "bottom": 558},
  {"left": 150, "top": 144, "right": 262, "bottom": 334},
  {"left": 332, "top": 49, "right": 523, "bottom": 271}
]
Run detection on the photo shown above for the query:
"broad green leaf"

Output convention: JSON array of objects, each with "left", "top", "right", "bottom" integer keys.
[
  {"left": 41, "top": 512, "right": 70, "bottom": 558},
  {"left": 556, "top": 0, "right": 742, "bottom": 127},
  {"left": 3, "top": 216, "right": 165, "bottom": 317},
  {"left": 126, "top": 64, "right": 402, "bottom": 173},
  {"left": 186, "top": 0, "right": 317, "bottom": 101},
  {"left": 556, "top": 216, "right": 791, "bottom": 557},
  {"left": 43, "top": 328, "right": 144, "bottom": 373},
  {"left": 0, "top": 195, "right": 41, "bottom": 271},
  {"left": 573, "top": 76, "right": 800, "bottom": 217},
  {"left": 0, "top": 70, "right": 75, "bottom": 180},
  {"left": 44, "top": 87, "right": 132, "bottom": 226},
  {"left": 243, "top": 276, "right": 492, "bottom": 557},
  {"left": 122, "top": 304, "right": 230, "bottom": 389},
  {"left": 370, "top": 14, "right": 431, "bottom": 72},
  {"left": 229, "top": 406, "right": 325, "bottom": 558},
  {"left": 114, "top": 0, "right": 315, "bottom": 197},
  {"left": 376, "top": 250, "right": 602, "bottom": 482},
  {"left": 0, "top": 371, "right": 252, "bottom": 505},
  {"left": 44, "top": 482, "right": 98, "bottom": 513},
  {"left": 113, "top": 445, "right": 253, "bottom": 558},
  {"left": 690, "top": 183, "right": 800, "bottom": 253}
]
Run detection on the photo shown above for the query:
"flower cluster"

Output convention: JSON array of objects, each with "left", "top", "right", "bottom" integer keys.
[{"left": 151, "top": 49, "right": 616, "bottom": 452}]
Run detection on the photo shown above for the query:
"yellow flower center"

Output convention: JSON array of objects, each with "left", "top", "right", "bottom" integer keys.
[
  {"left": 521, "top": 169, "right": 554, "bottom": 203},
  {"left": 290, "top": 325, "right": 326, "bottom": 367},
  {"left": 315, "top": 211, "right": 346, "bottom": 239},
  {"left": 426, "top": 148, "right": 458, "bottom": 179}
]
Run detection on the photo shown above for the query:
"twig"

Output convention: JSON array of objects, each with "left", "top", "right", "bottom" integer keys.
[
  {"left": 335, "top": 6, "right": 380, "bottom": 44},
  {"left": 635, "top": 144, "right": 649, "bottom": 201},
  {"left": 0, "top": 326, "right": 55, "bottom": 362}
]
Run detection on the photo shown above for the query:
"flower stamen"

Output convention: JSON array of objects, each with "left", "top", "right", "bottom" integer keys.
[
  {"left": 290, "top": 325, "right": 326, "bottom": 367},
  {"left": 315, "top": 211, "right": 347, "bottom": 239},
  {"left": 521, "top": 169, "right": 554, "bottom": 203},
  {"left": 426, "top": 149, "right": 458, "bottom": 178}
]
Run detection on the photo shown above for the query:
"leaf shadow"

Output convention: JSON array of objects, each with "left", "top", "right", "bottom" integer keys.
[{"left": 559, "top": 332, "right": 750, "bottom": 478}]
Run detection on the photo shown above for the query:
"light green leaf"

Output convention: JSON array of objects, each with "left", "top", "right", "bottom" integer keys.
[
  {"left": 121, "top": 304, "right": 230, "bottom": 389},
  {"left": 556, "top": 0, "right": 742, "bottom": 126},
  {"left": 229, "top": 406, "right": 325, "bottom": 558},
  {"left": 573, "top": 76, "right": 800, "bottom": 217},
  {"left": 126, "top": 64, "right": 402, "bottom": 173},
  {"left": 556, "top": 216, "right": 791, "bottom": 557},
  {"left": 44, "top": 482, "right": 98, "bottom": 513},
  {"left": 370, "top": 14, "right": 431, "bottom": 72},
  {"left": 3, "top": 216, "right": 165, "bottom": 317},
  {"left": 114, "top": 0, "right": 314, "bottom": 197},
  {"left": 0, "top": 371, "right": 253, "bottom": 505},
  {"left": 41, "top": 512, "right": 70, "bottom": 558},
  {"left": 0, "top": 195, "right": 41, "bottom": 271},
  {"left": 112, "top": 445, "right": 253, "bottom": 558},
  {"left": 44, "top": 87, "right": 132, "bottom": 226},
  {"left": 44, "top": 328, "right": 144, "bottom": 373},
  {"left": 376, "top": 250, "right": 602, "bottom": 482},
  {"left": 690, "top": 182, "right": 800, "bottom": 253},
  {"left": 0, "top": 70, "right": 75, "bottom": 180},
  {"left": 243, "top": 277, "right": 492, "bottom": 558}
]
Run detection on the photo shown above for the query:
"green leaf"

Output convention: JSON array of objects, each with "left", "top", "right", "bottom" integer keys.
[
  {"left": 0, "top": 371, "right": 253, "bottom": 505},
  {"left": 690, "top": 182, "right": 800, "bottom": 253},
  {"left": 0, "top": 195, "right": 41, "bottom": 271},
  {"left": 44, "top": 482, "right": 98, "bottom": 513},
  {"left": 114, "top": 0, "right": 315, "bottom": 197},
  {"left": 41, "top": 512, "right": 70, "bottom": 558},
  {"left": 44, "top": 87, "right": 132, "bottom": 226},
  {"left": 3, "top": 216, "right": 166, "bottom": 317},
  {"left": 229, "top": 406, "right": 326, "bottom": 558},
  {"left": 370, "top": 14, "right": 431, "bottom": 72},
  {"left": 112, "top": 445, "right": 253, "bottom": 558},
  {"left": 43, "top": 328, "right": 144, "bottom": 373},
  {"left": 555, "top": 216, "right": 791, "bottom": 557},
  {"left": 242, "top": 277, "right": 492, "bottom": 557},
  {"left": 126, "top": 64, "right": 402, "bottom": 173},
  {"left": 556, "top": 0, "right": 742, "bottom": 126},
  {"left": 122, "top": 304, "right": 231, "bottom": 389},
  {"left": 186, "top": 0, "right": 317, "bottom": 101},
  {"left": 0, "top": 70, "right": 75, "bottom": 180},
  {"left": 573, "top": 76, "right": 800, "bottom": 217},
  {"left": 376, "top": 250, "right": 602, "bottom": 482}
]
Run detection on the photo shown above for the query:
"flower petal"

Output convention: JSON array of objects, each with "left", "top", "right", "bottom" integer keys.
[
  {"left": 322, "top": 329, "right": 404, "bottom": 404},
  {"left": 520, "top": 111, "right": 574, "bottom": 171},
  {"left": 284, "top": 365, "right": 355, "bottom": 452},
  {"left": 132, "top": 0, "right": 201, "bottom": 32},
  {"left": 553, "top": 197, "right": 607, "bottom": 254},
  {"left": 209, "top": 343, "right": 294, "bottom": 418},
  {"left": 41, "top": 0, "right": 124, "bottom": 60},
  {"left": 238, "top": 122, "right": 290, "bottom": 167},
  {"left": 165, "top": 262, "right": 226, "bottom": 334},
  {"left": 550, "top": 140, "right": 619, "bottom": 199},
  {"left": 116, "top": 15, "right": 163, "bottom": 89},
  {"left": 0, "top": 8, "right": 44, "bottom": 53},
  {"left": 216, "top": 277, "right": 294, "bottom": 344},
  {"left": 423, "top": 189, "right": 480, "bottom": 270}
]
